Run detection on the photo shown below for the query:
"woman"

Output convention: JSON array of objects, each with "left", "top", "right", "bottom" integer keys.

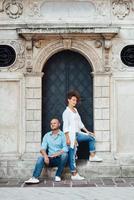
[{"left": 62, "top": 91, "right": 102, "bottom": 180}]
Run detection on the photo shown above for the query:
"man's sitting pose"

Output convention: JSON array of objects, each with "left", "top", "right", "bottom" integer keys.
[{"left": 25, "top": 118, "right": 68, "bottom": 183}]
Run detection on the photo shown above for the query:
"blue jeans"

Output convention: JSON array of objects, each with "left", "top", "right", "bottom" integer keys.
[
  {"left": 76, "top": 131, "right": 96, "bottom": 153},
  {"left": 68, "top": 132, "right": 96, "bottom": 172},
  {"left": 33, "top": 152, "right": 68, "bottom": 178},
  {"left": 68, "top": 147, "right": 77, "bottom": 172}
]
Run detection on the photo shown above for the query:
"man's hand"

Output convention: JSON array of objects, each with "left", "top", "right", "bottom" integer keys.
[
  {"left": 44, "top": 155, "right": 49, "bottom": 165},
  {"left": 49, "top": 150, "right": 63, "bottom": 158},
  {"left": 49, "top": 153, "right": 59, "bottom": 158}
]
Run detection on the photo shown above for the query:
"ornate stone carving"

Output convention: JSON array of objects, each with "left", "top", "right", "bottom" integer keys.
[
  {"left": 0, "top": 0, "right": 5, "bottom": 12},
  {"left": 9, "top": 40, "right": 25, "bottom": 71},
  {"left": 0, "top": 40, "right": 25, "bottom": 71},
  {"left": 25, "top": 39, "right": 33, "bottom": 73},
  {"left": 94, "top": 40, "right": 102, "bottom": 48},
  {"left": 29, "top": 1, "right": 40, "bottom": 17},
  {"left": 96, "top": 1, "right": 107, "bottom": 17},
  {"left": 112, "top": 0, "right": 130, "bottom": 20},
  {"left": 34, "top": 40, "right": 41, "bottom": 48},
  {"left": 33, "top": 39, "right": 103, "bottom": 73},
  {"left": 4, "top": 0, "right": 23, "bottom": 19}
]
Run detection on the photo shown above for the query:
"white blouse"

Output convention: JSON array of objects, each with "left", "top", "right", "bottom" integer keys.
[{"left": 62, "top": 106, "right": 85, "bottom": 148}]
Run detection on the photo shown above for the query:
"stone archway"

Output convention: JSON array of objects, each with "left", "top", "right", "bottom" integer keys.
[
  {"left": 25, "top": 37, "right": 111, "bottom": 158},
  {"left": 33, "top": 39, "right": 103, "bottom": 73}
]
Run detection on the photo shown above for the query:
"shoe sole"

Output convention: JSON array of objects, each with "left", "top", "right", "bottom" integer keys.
[{"left": 25, "top": 181, "right": 39, "bottom": 184}]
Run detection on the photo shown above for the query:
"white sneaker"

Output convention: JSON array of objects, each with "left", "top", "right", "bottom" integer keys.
[
  {"left": 71, "top": 173, "right": 85, "bottom": 181},
  {"left": 55, "top": 176, "right": 61, "bottom": 182},
  {"left": 89, "top": 155, "right": 103, "bottom": 162},
  {"left": 25, "top": 177, "right": 39, "bottom": 184}
]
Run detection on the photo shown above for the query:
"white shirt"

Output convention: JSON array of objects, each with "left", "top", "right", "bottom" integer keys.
[{"left": 62, "top": 106, "right": 85, "bottom": 148}]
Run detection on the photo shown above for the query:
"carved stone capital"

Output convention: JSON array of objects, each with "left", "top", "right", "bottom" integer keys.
[
  {"left": 104, "top": 40, "right": 112, "bottom": 49},
  {"left": 26, "top": 40, "right": 33, "bottom": 51}
]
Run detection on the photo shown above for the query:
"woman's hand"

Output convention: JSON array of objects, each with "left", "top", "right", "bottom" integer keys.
[
  {"left": 66, "top": 137, "right": 71, "bottom": 145},
  {"left": 88, "top": 131, "right": 95, "bottom": 137},
  {"left": 65, "top": 132, "right": 71, "bottom": 145}
]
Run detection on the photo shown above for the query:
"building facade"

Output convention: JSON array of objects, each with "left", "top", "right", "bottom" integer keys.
[{"left": 0, "top": 0, "right": 134, "bottom": 179}]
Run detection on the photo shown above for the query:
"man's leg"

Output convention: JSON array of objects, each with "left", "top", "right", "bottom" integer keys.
[
  {"left": 55, "top": 152, "right": 68, "bottom": 177},
  {"left": 49, "top": 152, "right": 68, "bottom": 180},
  {"left": 33, "top": 156, "right": 45, "bottom": 178},
  {"left": 25, "top": 156, "right": 45, "bottom": 184}
]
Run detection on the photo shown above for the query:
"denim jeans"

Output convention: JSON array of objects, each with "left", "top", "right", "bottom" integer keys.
[
  {"left": 68, "top": 147, "right": 77, "bottom": 172},
  {"left": 76, "top": 131, "right": 96, "bottom": 153},
  {"left": 33, "top": 152, "right": 68, "bottom": 178},
  {"left": 68, "top": 132, "right": 96, "bottom": 172}
]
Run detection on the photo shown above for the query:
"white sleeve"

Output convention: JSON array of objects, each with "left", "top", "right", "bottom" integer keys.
[
  {"left": 62, "top": 111, "right": 70, "bottom": 133},
  {"left": 78, "top": 113, "right": 85, "bottom": 129}
]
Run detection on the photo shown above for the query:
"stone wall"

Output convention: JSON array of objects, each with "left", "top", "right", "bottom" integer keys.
[{"left": 0, "top": 0, "right": 134, "bottom": 178}]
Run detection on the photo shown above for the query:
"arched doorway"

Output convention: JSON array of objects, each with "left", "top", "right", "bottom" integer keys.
[{"left": 42, "top": 50, "right": 93, "bottom": 159}]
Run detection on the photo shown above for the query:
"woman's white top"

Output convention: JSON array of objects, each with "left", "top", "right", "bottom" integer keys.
[{"left": 62, "top": 106, "right": 85, "bottom": 148}]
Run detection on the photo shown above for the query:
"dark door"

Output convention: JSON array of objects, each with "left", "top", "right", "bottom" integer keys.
[{"left": 42, "top": 50, "right": 93, "bottom": 159}]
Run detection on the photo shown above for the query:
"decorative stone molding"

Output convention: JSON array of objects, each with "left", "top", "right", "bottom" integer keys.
[
  {"left": 102, "top": 33, "right": 117, "bottom": 72},
  {"left": 25, "top": 39, "right": 33, "bottom": 73},
  {"left": 33, "top": 39, "right": 103, "bottom": 73},
  {"left": 112, "top": 0, "right": 130, "bottom": 20},
  {"left": 0, "top": 0, "right": 5, "bottom": 12},
  {"left": 0, "top": 0, "right": 23, "bottom": 18},
  {"left": 0, "top": 40, "right": 25, "bottom": 71}
]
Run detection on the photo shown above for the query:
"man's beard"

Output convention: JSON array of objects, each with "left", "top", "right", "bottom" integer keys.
[{"left": 51, "top": 127, "right": 59, "bottom": 131}]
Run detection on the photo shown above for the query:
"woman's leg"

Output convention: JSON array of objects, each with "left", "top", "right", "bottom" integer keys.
[
  {"left": 76, "top": 132, "right": 96, "bottom": 154},
  {"left": 68, "top": 147, "right": 77, "bottom": 173}
]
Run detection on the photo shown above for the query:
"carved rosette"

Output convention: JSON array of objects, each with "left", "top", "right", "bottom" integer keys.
[
  {"left": 4, "top": 0, "right": 23, "bottom": 19},
  {"left": 112, "top": 0, "right": 130, "bottom": 19}
]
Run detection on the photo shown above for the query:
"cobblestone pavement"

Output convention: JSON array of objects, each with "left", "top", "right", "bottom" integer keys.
[{"left": 1, "top": 177, "right": 134, "bottom": 187}]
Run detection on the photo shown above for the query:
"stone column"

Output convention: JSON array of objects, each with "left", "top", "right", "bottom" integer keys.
[
  {"left": 94, "top": 73, "right": 111, "bottom": 152},
  {"left": 24, "top": 72, "right": 43, "bottom": 158}
]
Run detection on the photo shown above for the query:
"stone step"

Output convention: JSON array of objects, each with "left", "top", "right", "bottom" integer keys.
[{"left": 1, "top": 157, "right": 134, "bottom": 179}]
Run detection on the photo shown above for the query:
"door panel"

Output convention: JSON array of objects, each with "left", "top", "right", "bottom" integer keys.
[{"left": 42, "top": 50, "right": 93, "bottom": 159}]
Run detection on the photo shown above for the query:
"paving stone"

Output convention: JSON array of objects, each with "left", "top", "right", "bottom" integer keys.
[
  {"left": 88, "top": 178, "right": 104, "bottom": 186},
  {"left": 102, "top": 178, "right": 115, "bottom": 186},
  {"left": 123, "top": 178, "right": 134, "bottom": 183},
  {"left": 54, "top": 181, "right": 71, "bottom": 187},
  {"left": 116, "top": 183, "right": 132, "bottom": 187},
  {"left": 113, "top": 178, "right": 125, "bottom": 184}
]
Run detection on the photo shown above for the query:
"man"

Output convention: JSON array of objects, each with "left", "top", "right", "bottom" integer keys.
[
  {"left": 25, "top": 118, "right": 68, "bottom": 183},
  {"left": 62, "top": 91, "right": 103, "bottom": 181}
]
